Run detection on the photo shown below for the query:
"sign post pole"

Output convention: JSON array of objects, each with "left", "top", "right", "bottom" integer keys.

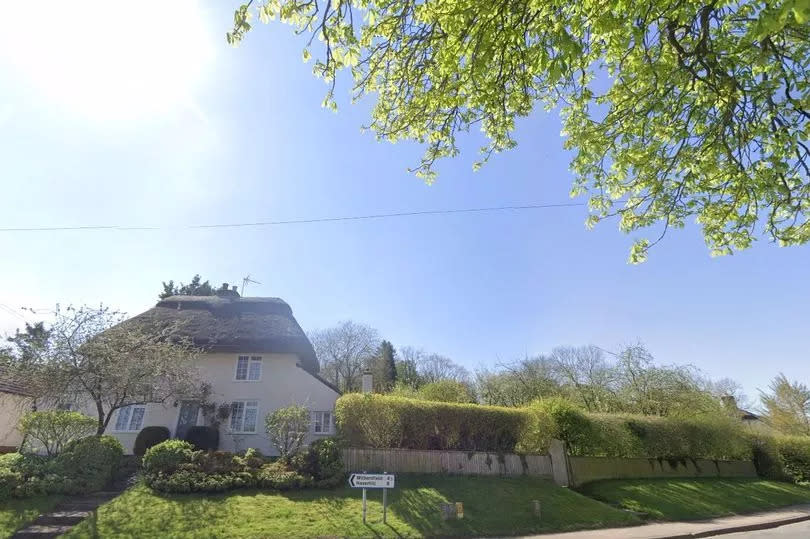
[
  {"left": 349, "top": 472, "right": 396, "bottom": 524},
  {"left": 382, "top": 487, "right": 387, "bottom": 524}
]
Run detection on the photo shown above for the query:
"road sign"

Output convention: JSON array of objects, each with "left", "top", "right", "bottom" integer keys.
[
  {"left": 349, "top": 473, "right": 395, "bottom": 523},
  {"left": 349, "top": 473, "right": 395, "bottom": 489}
]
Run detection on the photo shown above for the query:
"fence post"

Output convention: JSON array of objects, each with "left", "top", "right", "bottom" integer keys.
[{"left": 549, "top": 439, "right": 571, "bottom": 487}]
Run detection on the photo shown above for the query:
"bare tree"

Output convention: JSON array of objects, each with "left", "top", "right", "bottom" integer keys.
[
  {"left": 549, "top": 346, "right": 618, "bottom": 412},
  {"left": 5, "top": 305, "right": 201, "bottom": 434},
  {"left": 309, "top": 320, "right": 379, "bottom": 392},
  {"left": 416, "top": 353, "right": 470, "bottom": 385}
]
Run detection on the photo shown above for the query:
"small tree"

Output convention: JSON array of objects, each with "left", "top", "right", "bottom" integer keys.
[
  {"left": 5, "top": 305, "right": 202, "bottom": 434},
  {"left": 265, "top": 404, "right": 310, "bottom": 459},
  {"left": 417, "top": 380, "right": 476, "bottom": 403},
  {"left": 19, "top": 410, "right": 96, "bottom": 456}
]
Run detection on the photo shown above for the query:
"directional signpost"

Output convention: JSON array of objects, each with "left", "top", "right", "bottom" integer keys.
[{"left": 349, "top": 473, "right": 395, "bottom": 523}]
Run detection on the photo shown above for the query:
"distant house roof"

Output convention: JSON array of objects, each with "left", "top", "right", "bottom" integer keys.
[
  {"left": 0, "top": 366, "right": 31, "bottom": 397},
  {"left": 120, "top": 293, "right": 319, "bottom": 373}
]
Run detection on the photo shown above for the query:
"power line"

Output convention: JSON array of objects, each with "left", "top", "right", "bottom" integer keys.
[{"left": 0, "top": 202, "right": 587, "bottom": 233}]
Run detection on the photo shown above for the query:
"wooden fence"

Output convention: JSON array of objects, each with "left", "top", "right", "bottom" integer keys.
[{"left": 342, "top": 448, "right": 554, "bottom": 477}]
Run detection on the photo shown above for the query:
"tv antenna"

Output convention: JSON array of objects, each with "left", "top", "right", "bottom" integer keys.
[{"left": 241, "top": 274, "right": 261, "bottom": 295}]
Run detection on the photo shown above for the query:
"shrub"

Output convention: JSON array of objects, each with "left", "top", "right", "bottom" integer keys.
[
  {"left": 184, "top": 426, "right": 219, "bottom": 451},
  {"left": 257, "top": 461, "right": 311, "bottom": 490},
  {"left": 134, "top": 426, "right": 171, "bottom": 456},
  {"left": 748, "top": 433, "right": 785, "bottom": 479},
  {"left": 336, "top": 393, "right": 526, "bottom": 451},
  {"left": 143, "top": 440, "right": 194, "bottom": 474},
  {"left": 776, "top": 436, "right": 810, "bottom": 483},
  {"left": 292, "top": 438, "right": 344, "bottom": 487},
  {"left": 528, "top": 398, "right": 593, "bottom": 455},
  {"left": 265, "top": 405, "right": 310, "bottom": 459},
  {"left": 515, "top": 404, "right": 556, "bottom": 454},
  {"left": 0, "top": 467, "right": 22, "bottom": 500},
  {"left": 19, "top": 411, "right": 97, "bottom": 456},
  {"left": 417, "top": 380, "right": 476, "bottom": 403},
  {"left": 55, "top": 435, "right": 124, "bottom": 493}
]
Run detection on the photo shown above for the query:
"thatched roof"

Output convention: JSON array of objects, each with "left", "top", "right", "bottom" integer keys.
[
  {"left": 121, "top": 294, "right": 319, "bottom": 373},
  {"left": 0, "top": 366, "right": 31, "bottom": 397}
]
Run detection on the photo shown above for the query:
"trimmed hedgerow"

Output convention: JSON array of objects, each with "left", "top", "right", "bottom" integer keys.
[
  {"left": 134, "top": 426, "right": 171, "bottom": 457},
  {"left": 336, "top": 393, "right": 754, "bottom": 460},
  {"left": 336, "top": 393, "right": 527, "bottom": 451}
]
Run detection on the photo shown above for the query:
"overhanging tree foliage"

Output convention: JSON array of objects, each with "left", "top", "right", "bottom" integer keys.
[{"left": 229, "top": 0, "right": 810, "bottom": 261}]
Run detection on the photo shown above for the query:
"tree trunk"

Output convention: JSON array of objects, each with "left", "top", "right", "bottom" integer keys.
[{"left": 95, "top": 399, "right": 106, "bottom": 435}]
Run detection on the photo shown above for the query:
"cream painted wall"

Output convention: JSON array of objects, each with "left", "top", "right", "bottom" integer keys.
[
  {"left": 105, "top": 352, "right": 340, "bottom": 455},
  {"left": 0, "top": 392, "right": 32, "bottom": 449}
]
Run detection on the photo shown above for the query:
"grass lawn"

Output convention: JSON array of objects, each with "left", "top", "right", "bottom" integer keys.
[
  {"left": 65, "top": 475, "right": 638, "bottom": 538},
  {"left": 579, "top": 478, "right": 810, "bottom": 521},
  {"left": 0, "top": 495, "right": 64, "bottom": 537}
]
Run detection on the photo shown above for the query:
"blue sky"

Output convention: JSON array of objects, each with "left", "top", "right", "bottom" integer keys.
[{"left": 0, "top": 2, "right": 807, "bottom": 404}]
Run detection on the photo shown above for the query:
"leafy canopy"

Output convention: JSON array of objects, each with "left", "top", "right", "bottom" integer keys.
[{"left": 229, "top": 0, "right": 810, "bottom": 261}]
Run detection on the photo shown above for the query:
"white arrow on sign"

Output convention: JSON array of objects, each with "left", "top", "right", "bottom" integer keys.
[{"left": 349, "top": 473, "right": 395, "bottom": 489}]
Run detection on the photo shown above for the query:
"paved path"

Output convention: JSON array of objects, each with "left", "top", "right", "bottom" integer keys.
[
  {"left": 519, "top": 504, "right": 810, "bottom": 539},
  {"left": 708, "top": 520, "right": 810, "bottom": 538},
  {"left": 11, "top": 491, "right": 120, "bottom": 538}
]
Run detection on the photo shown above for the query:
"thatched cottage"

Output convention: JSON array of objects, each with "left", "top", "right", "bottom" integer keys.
[{"left": 98, "top": 289, "right": 339, "bottom": 455}]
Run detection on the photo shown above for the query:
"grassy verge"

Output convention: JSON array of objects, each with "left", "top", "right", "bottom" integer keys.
[
  {"left": 66, "top": 475, "right": 638, "bottom": 538},
  {"left": 579, "top": 478, "right": 810, "bottom": 521},
  {"left": 0, "top": 495, "right": 64, "bottom": 537}
]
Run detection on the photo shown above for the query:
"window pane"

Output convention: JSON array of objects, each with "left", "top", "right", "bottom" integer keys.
[
  {"left": 235, "top": 356, "right": 249, "bottom": 380},
  {"left": 248, "top": 358, "right": 262, "bottom": 380},
  {"left": 243, "top": 406, "right": 257, "bottom": 433},
  {"left": 116, "top": 406, "right": 131, "bottom": 431},
  {"left": 130, "top": 407, "right": 145, "bottom": 431},
  {"left": 230, "top": 402, "right": 244, "bottom": 431},
  {"left": 313, "top": 412, "right": 322, "bottom": 433},
  {"left": 323, "top": 413, "right": 331, "bottom": 433}
]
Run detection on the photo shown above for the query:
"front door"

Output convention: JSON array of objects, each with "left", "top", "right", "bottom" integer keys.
[{"left": 175, "top": 401, "right": 200, "bottom": 439}]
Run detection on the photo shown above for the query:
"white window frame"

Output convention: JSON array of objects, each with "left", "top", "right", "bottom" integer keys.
[
  {"left": 112, "top": 404, "right": 146, "bottom": 432},
  {"left": 312, "top": 411, "right": 334, "bottom": 435},
  {"left": 234, "top": 355, "right": 262, "bottom": 382},
  {"left": 229, "top": 400, "right": 259, "bottom": 434}
]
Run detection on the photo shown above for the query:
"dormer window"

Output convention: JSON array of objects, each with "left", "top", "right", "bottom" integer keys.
[{"left": 235, "top": 355, "right": 262, "bottom": 381}]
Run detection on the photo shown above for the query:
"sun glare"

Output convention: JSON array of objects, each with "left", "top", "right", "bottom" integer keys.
[{"left": 0, "top": 0, "right": 213, "bottom": 122}]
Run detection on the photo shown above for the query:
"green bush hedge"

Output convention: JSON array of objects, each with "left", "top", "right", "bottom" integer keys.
[
  {"left": 336, "top": 393, "right": 526, "bottom": 451},
  {"left": 134, "top": 426, "right": 171, "bottom": 457},
  {"left": 142, "top": 440, "right": 342, "bottom": 494},
  {"left": 336, "top": 394, "right": 755, "bottom": 461},
  {"left": 184, "top": 426, "right": 220, "bottom": 451},
  {"left": 775, "top": 436, "right": 810, "bottom": 483},
  {"left": 0, "top": 435, "right": 123, "bottom": 500}
]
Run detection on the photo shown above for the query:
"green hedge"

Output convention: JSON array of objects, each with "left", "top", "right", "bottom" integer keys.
[
  {"left": 337, "top": 394, "right": 753, "bottom": 460},
  {"left": 336, "top": 393, "right": 527, "bottom": 451},
  {"left": 776, "top": 436, "right": 810, "bottom": 483}
]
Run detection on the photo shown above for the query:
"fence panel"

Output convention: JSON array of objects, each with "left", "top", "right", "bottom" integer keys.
[{"left": 343, "top": 448, "right": 553, "bottom": 477}]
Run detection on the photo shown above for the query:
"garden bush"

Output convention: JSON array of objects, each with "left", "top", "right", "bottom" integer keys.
[
  {"left": 776, "top": 435, "right": 810, "bottom": 483},
  {"left": 141, "top": 441, "right": 333, "bottom": 494},
  {"left": 184, "top": 425, "right": 219, "bottom": 451},
  {"left": 257, "top": 461, "right": 312, "bottom": 490},
  {"left": 55, "top": 435, "right": 124, "bottom": 493},
  {"left": 143, "top": 440, "right": 195, "bottom": 474},
  {"left": 748, "top": 432, "right": 785, "bottom": 480},
  {"left": 336, "top": 393, "right": 526, "bottom": 451},
  {"left": 19, "top": 410, "right": 97, "bottom": 456},
  {"left": 134, "top": 426, "right": 171, "bottom": 456},
  {"left": 0, "top": 435, "right": 123, "bottom": 499},
  {"left": 291, "top": 438, "right": 344, "bottom": 487}
]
